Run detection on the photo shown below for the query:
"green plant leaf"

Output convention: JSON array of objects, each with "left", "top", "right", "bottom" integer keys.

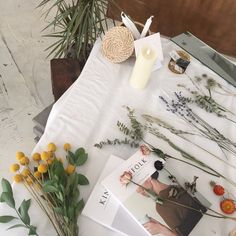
[
  {"left": 75, "top": 148, "right": 88, "bottom": 166},
  {"left": 67, "top": 151, "right": 76, "bottom": 165},
  {"left": 76, "top": 199, "right": 85, "bottom": 213},
  {"left": 0, "top": 192, "right": 15, "bottom": 208},
  {"left": 77, "top": 174, "right": 89, "bottom": 185},
  {"left": 28, "top": 225, "right": 37, "bottom": 235},
  {"left": 7, "top": 224, "right": 26, "bottom": 230},
  {"left": 1, "top": 178, "right": 13, "bottom": 197},
  {"left": 18, "top": 199, "right": 31, "bottom": 225},
  {"left": 0, "top": 215, "right": 17, "bottom": 223},
  {"left": 43, "top": 185, "right": 58, "bottom": 193},
  {"left": 54, "top": 207, "right": 64, "bottom": 216}
]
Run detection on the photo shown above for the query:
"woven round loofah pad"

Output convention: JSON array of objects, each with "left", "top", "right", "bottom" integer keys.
[{"left": 102, "top": 26, "right": 134, "bottom": 63}]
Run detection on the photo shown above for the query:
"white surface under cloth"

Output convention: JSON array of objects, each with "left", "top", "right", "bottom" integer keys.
[{"left": 1, "top": 38, "right": 236, "bottom": 236}]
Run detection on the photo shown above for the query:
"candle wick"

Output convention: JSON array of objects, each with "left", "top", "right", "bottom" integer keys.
[{"left": 146, "top": 49, "right": 151, "bottom": 56}]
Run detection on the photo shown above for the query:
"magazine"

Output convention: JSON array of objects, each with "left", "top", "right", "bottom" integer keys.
[
  {"left": 82, "top": 155, "right": 147, "bottom": 236},
  {"left": 102, "top": 146, "right": 211, "bottom": 236}
]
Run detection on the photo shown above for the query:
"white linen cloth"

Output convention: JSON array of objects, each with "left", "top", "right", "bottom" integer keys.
[{"left": 0, "top": 38, "right": 236, "bottom": 236}]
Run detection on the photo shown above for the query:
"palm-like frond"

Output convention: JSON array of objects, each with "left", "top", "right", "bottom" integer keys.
[{"left": 38, "top": 0, "right": 115, "bottom": 60}]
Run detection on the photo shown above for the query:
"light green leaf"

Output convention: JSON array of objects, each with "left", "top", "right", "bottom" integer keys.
[
  {"left": 0, "top": 192, "right": 15, "bottom": 208},
  {"left": 0, "top": 215, "right": 17, "bottom": 223},
  {"left": 76, "top": 153, "right": 88, "bottom": 166},
  {"left": 77, "top": 174, "right": 89, "bottom": 185},
  {"left": 1, "top": 178, "right": 13, "bottom": 197},
  {"left": 75, "top": 148, "right": 85, "bottom": 156},
  {"left": 67, "top": 151, "right": 76, "bottom": 165},
  {"left": 18, "top": 199, "right": 31, "bottom": 225},
  {"left": 28, "top": 225, "right": 37, "bottom": 235},
  {"left": 7, "top": 224, "right": 26, "bottom": 230},
  {"left": 43, "top": 185, "right": 58, "bottom": 193}
]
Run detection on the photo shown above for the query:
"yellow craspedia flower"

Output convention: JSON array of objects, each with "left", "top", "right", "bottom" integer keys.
[
  {"left": 32, "top": 153, "right": 41, "bottom": 162},
  {"left": 38, "top": 164, "right": 48, "bottom": 174},
  {"left": 41, "top": 151, "right": 50, "bottom": 161},
  {"left": 16, "top": 152, "right": 24, "bottom": 161},
  {"left": 13, "top": 174, "right": 23, "bottom": 183},
  {"left": 65, "top": 164, "right": 76, "bottom": 175},
  {"left": 10, "top": 164, "right": 20, "bottom": 173},
  {"left": 33, "top": 171, "right": 42, "bottom": 179},
  {"left": 26, "top": 177, "right": 33, "bottom": 185},
  {"left": 19, "top": 156, "right": 29, "bottom": 166},
  {"left": 63, "top": 143, "right": 71, "bottom": 151},
  {"left": 47, "top": 143, "right": 57, "bottom": 152},
  {"left": 21, "top": 168, "right": 31, "bottom": 177}
]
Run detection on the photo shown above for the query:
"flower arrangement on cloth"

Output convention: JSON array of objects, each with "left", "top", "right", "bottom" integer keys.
[{"left": 0, "top": 143, "right": 89, "bottom": 236}]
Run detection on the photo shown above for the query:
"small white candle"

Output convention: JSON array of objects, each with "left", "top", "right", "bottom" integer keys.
[{"left": 129, "top": 46, "right": 157, "bottom": 89}]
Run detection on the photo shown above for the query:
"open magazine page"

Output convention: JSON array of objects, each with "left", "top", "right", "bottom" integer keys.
[
  {"left": 82, "top": 155, "right": 147, "bottom": 236},
  {"left": 102, "top": 147, "right": 210, "bottom": 236}
]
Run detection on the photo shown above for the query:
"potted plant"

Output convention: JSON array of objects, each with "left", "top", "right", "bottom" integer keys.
[{"left": 38, "top": 0, "right": 118, "bottom": 67}]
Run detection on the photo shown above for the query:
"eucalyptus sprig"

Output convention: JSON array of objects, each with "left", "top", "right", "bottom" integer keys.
[{"left": 0, "top": 178, "right": 38, "bottom": 235}]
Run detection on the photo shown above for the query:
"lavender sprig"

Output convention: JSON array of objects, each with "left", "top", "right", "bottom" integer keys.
[{"left": 160, "top": 92, "right": 236, "bottom": 159}]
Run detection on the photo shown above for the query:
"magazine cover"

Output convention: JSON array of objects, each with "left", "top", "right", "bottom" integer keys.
[
  {"left": 102, "top": 146, "right": 210, "bottom": 236},
  {"left": 82, "top": 155, "right": 147, "bottom": 236}
]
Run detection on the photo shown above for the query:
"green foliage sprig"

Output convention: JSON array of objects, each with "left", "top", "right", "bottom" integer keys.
[
  {"left": 0, "top": 178, "right": 38, "bottom": 235},
  {"left": 181, "top": 73, "right": 236, "bottom": 123}
]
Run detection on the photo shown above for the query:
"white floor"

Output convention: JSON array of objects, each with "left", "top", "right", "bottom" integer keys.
[{"left": 0, "top": 0, "right": 55, "bottom": 184}]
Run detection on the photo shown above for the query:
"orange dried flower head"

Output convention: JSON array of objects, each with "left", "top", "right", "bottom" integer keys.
[
  {"left": 10, "top": 164, "right": 20, "bottom": 173},
  {"left": 65, "top": 164, "right": 76, "bottom": 175},
  {"left": 47, "top": 143, "right": 57, "bottom": 152},
  {"left": 220, "top": 199, "right": 235, "bottom": 214},
  {"left": 32, "top": 153, "right": 41, "bottom": 162},
  {"left": 14, "top": 174, "right": 23, "bottom": 183},
  {"left": 38, "top": 164, "right": 48, "bottom": 174},
  {"left": 64, "top": 143, "right": 71, "bottom": 151},
  {"left": 16, "top": 152, "right": 25, "bottom": 161},
  {"left": 120, "top": 171, "right": 132, "bottom": 186},
  {"left": 41, "top": 151, "right": 50, "bottom": 161},
  {"left": 19, "top": 156, "right": 29, "bottom": 166}
]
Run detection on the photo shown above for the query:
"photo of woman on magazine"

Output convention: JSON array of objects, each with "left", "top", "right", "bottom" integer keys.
[{"left": 136, "top": 174, "right": 207, "bottom": 236}]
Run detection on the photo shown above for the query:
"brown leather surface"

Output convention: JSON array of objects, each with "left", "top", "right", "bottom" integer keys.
[
  {"left": 108, "top": 0, "right": 236, "bottom": 57},
  {"left": 50, "top": 59, "right": 81, "bottom": 101}
]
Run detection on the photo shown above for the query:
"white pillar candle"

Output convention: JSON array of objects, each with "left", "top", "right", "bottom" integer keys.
[{"left": 129, "top": 46, "right": 157, "bottom": 89}]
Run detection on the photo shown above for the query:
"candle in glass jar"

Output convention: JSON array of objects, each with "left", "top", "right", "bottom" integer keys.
[{"left": 129, "top": 46, "right": 157, "bottom": 89}]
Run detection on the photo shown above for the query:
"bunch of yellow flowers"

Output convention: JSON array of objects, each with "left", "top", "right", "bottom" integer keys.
[
  {"left": 10, "top": 142, "right": 74, "bottom": 185},
  {"left": 7, "top": 142, "right": 88, "bottom": 236}
]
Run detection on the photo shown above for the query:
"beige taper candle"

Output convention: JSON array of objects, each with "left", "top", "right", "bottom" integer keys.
[{"left": 129, "top": 46, "right": 157, "bottom": 89}]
